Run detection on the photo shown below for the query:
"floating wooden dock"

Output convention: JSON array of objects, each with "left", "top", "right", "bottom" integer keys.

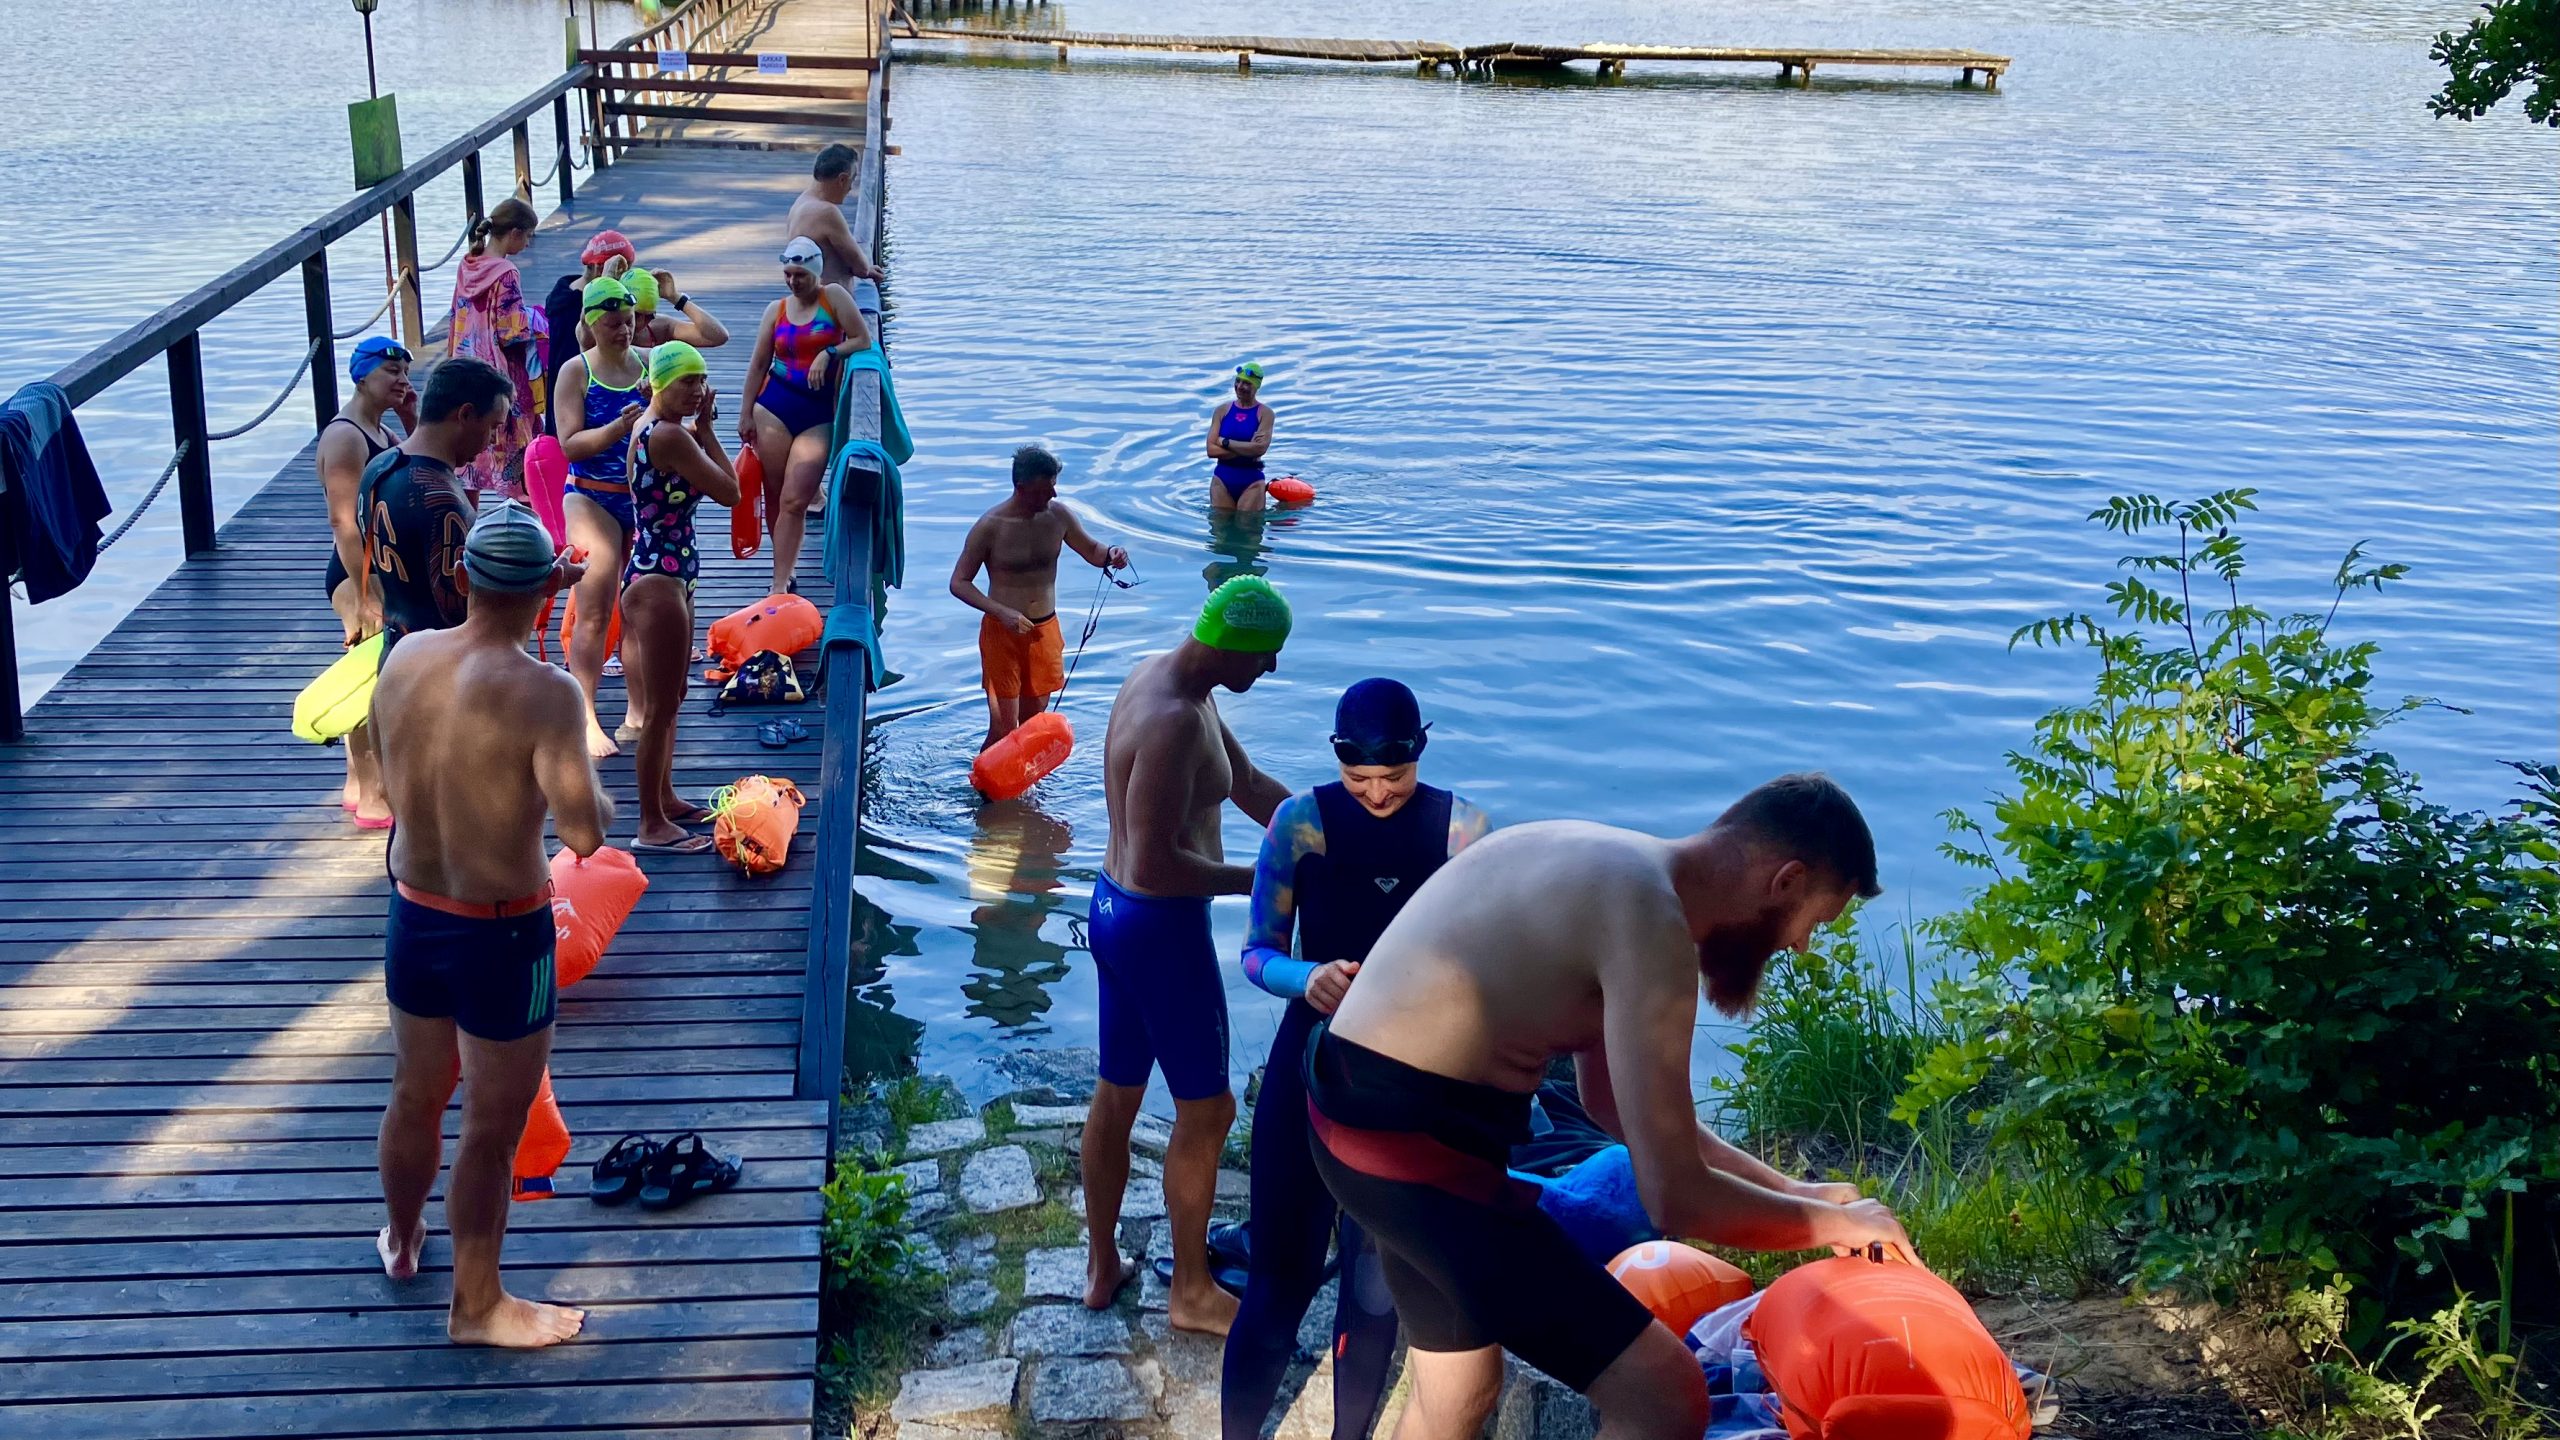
[
  {"left": 0, "top": 0, "right": 895, "bottom": 1435},
  {"left": 895, "top": 22, "right": 2009, "bottom": 87}
]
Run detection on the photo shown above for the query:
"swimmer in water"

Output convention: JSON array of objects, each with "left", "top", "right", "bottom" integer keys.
[{"left": 1205, "top": 362, "right": 1274, "bottom": 513}]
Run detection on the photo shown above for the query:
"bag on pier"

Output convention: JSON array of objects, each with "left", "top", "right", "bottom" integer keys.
[
  {"left": 1745, "top": 1255, "right": 2029, "bottom": 1440},
  {"left": 708, "top": 593, "right": 822, "bottom": 669},
  {"left": 291, "top": 632, "right": 386, "bottom": 743},
  {"left": 551, "top": 844, "right": 649, "bottom": 988},
  {"left": 711, "top": 774, "right": 806, "bottom": 878},
  {"left": 513, "top": 1069, "right": 572, "bottom": 1202}
]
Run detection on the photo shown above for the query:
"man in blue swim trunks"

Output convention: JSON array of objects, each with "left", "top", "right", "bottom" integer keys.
[{"left": 1083, "top": 575, "right": 1294, "bottom": 1334}]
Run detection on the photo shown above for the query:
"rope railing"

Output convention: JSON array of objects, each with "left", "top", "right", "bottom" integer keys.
[
  {"left": 206, "top": 336, "right": 327, "bottom": 444},
  {"left": 95, "top": 443, "right": 192, "bottom": 556},
  {"left": 333, "top": 271, "right": 406, "bottom": 341}
]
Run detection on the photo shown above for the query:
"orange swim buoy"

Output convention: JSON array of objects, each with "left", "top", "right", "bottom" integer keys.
[
  {"left": 970, "top": 711, "right": 1075, "bottom": 801},
  {"left": 513, "top": 1069, "right": 572, "bottom": 1201},
  {"left": 1744, "top": 1255, "right": 2030, "bottom": 1440},
  {"left": 560, "top": 587, "right": 623, "bottom": 664},
  {"left": 708, "top": 594, "right": 824, "bottom": 670},
  {"left": 732, "top": 445, "right": 766, "bottom": 559},
  {"left": 1267, "top": 475, "right": 1316, "bottom": 506},
  {"left": 1605, "top": 1241, "right": 1754, "bottom": 1334},
  {"left": 712, "top": 775, "right": 808, "bottom": 878},
  {"left": 550, "top": 845, "right": 649, "bottom": 988}
]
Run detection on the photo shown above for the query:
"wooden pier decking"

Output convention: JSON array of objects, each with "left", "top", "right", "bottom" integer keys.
[
  {"left": 895, "top": 22, "right": 2010, "bottom": 86},
  {"left": 0, "top": 2, "right": 889, "bottom": 1435}
]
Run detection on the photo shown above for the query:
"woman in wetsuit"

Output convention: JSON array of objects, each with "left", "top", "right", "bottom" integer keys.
[
  {"left": 740, "top": 236, "right": 871, "bottom": 596},
  {"left": 314, "top": 335, "right": 414, "bottom": 828},
  {"left": 1221, "top": 679, "right": 1490, "bottom": 1440},
  {"left": 1205, "top": 362, "right": 1275, "bottom": 512},
  {"left": 619, "top": 341, "right": 740, "bottom": 854},
  {"left": 552, "top": 275, "right": 651, "bottom": 759}
]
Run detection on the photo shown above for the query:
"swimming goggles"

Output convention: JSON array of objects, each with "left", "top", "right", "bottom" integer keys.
[
  {"left": 1331, "top": 728, "right": 1428, "bottom": 767},
  {"left": 586, "top": 296, "right": 634, "bottom": 313}
]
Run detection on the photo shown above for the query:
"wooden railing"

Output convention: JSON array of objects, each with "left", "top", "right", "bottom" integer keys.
[
  {"left": 796, "top": 0, "right": 894, "bottom": 1140},
  {"left": 582, "top": 0, "right": 877, "bottom": 157}
]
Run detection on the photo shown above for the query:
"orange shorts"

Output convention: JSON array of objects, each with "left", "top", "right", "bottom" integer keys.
[{"left": 980, "top": 613, "right": 1065, "bottom": 700}]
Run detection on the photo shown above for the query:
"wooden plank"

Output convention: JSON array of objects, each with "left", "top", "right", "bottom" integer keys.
[
  {"left": 0, "top": 1187, "right": 820, "bottom": 1242},
  {"left": 578, "top": 47, "right": 880, "bottom": 70},
  {"left": 14, "top": 1378, "right": 813, "bottom": 1439},
  {"left": 1, "top": 1336, "right": 812, "bottom": 1404},
  {"left": 0, "top": 1294, "right": 814, "bottom": 1361},
  {"left": 0, "top": 1221, "right": 815, "bottom": 1285},
  {"left": 0, "top": 1072, "right": 794, "bottom": 1115},
  {"left": 0, "top": 1125, "right": 823, "bottom": 1178},
  {"left": 0, "top": 1019, "right": 802, "bottom": 1060},
  {"left": 0, "top": 997, "right": 803, "bottom": 1036},
  {"left": 0, "top": 1257, "right": 819, "bottom": 1321},
  {"left": 0, "top": 1099, "right": 824, "bottom": 1147},
  {"left": 0, "top": 1044, "right": 799, "bottom": 1087}
]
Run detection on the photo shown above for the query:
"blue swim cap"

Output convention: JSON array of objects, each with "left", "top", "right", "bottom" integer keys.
[
  {"left": 349, "top": 336, "right": 411, "bottom": 385},
  {"left": 1333, "top": 678, "right": 1429, "bottom": 764}
]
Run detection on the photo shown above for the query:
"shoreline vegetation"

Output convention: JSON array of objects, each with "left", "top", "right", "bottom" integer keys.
[{"left": 816, "top": 494, "right": 2557, "bottom": 1439}]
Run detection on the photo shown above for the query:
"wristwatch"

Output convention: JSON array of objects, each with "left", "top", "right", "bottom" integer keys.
[{"left": 673, "top": 294, "right": 692, "bottom": 310}]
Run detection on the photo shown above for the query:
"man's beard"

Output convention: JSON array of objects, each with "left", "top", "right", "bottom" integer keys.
[{"left": 1696, "top": 909, "right": 1787, "bottom": 1018}]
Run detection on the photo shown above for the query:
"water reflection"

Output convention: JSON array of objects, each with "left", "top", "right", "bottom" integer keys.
[
  {"left": 845, "top": 892, "right": 928, "bottom": 1082},
  {"left": 960, "top": 794, "right": 1081, "bottom": 1033},
  {"left": 1203, "top": 508, "right": 1278, "bottom": 589}
]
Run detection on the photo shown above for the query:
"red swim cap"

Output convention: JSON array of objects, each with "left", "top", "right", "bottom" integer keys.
[{"left": 580, "top": 229, "right": 637, "bottom": 266}]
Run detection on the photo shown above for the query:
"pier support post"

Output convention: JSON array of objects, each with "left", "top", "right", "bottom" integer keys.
[
  {"left": 166, "top": 334, "right": 216, "bottom": 558},
  {"left": 1238, "top": 51, "right": 1250, "bottom": 71},
  {"left": 511, "top": 120, "right": 534, "bottom": 202},
  {"left": 461, "top": 152, "right": 485, "bottom": 231},
  {"left": 0, "top": 584, "right": 19, "bottom": 744},
  {"left": 1056, "top": 43, "right": 1068, "bottom": 61},
  {"left": 1986, "top": 67, "right": 2000, "bottom": 91},
  {"left": 553, "top": 94, "right": 578, "bottom": 207},
  {"left": 390, "top": 195, "right": 425, "bottom": 351},
  {"left": 302, "top": 252, "right": 337, "bottom": 434},
  {"left": 1799, "top": 60, "right": 1814, "bottom": 88}
]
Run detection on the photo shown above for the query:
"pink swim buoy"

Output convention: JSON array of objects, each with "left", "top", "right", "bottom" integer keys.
[{"left": 1268, "top": 476, "right": 1316, "bottom": 506}]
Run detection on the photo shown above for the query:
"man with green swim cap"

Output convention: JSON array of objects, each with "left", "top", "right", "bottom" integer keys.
[{"left": 1081, "top": 574, "right": 1295, "bottom": 1336}]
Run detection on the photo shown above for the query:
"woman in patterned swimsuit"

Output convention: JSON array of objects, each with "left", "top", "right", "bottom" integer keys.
[{"left": 619, "top": 341, "right": 741, "bottom": 854}]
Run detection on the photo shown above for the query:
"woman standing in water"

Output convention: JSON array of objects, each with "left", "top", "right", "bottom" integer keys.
[
  {"left": 740, "top": 236, "right": 870, "bottom": 595},
  {"left": 314, "top": 335, "right": 415, "bottom": 828},
  {"left": 552, "top": 275, "right": 650, "bottom": 759},
  {"left": 620, "top": 341, "right": 740, "bottom": 852},
  {"left": 1206, "top": 361, "right": 1275, "bottom": 512},
  {"left": 446, "top": 196, "right": 547, "bottom": 499}
]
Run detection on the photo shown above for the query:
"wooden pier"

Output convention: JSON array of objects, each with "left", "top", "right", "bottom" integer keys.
[
  {"left": 895, "top": 21, "right": 2009, "bottom": 87},
  {"left": 0, "top": 0, "right": 894, "bottom": 1436}
]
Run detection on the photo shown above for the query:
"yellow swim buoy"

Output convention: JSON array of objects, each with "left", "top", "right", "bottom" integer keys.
[{"left": 292, "top": 632, "right": 385, "bottom": 743}]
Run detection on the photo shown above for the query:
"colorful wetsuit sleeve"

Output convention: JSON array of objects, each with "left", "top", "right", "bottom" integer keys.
[
  {"left": 1241, "top": 792, "right": 1324, "bottom": 1000},
  {"left": 1448, "top": 796, "right": 1492, "bottom": 858}
]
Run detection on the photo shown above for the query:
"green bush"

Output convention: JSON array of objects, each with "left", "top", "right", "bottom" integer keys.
[
  {"left": 821, "top": 1157, "right": 927, "bottom": 1301},
  {"left": 1902, "top": 491, "right": 2560, "bottom": 1316}
]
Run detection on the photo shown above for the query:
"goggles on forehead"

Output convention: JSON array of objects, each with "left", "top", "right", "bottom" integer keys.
[
  {"left": 585, "top": 296, "right": 634, "bottom": 314},
  {"left": 1332, "top": 730, "right": 1427, "bottom": 768}
]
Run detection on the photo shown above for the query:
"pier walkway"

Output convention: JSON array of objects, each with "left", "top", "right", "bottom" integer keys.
[
  {"left": 895, "top": 21, "right": 2009, "bottom": 86},
  {"left": 0, "top": 0, "right": 892, "bottom": 1436}
]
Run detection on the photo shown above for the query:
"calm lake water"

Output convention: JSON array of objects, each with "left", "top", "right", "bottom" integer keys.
[{"left": 7, "top": 0, "right": 2553, "bottom": 1100}]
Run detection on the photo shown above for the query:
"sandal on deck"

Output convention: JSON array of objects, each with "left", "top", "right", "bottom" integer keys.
[
  {"left": 633, "top": 833, "right": 716, "bottom": 855},
  {"left": 758, "top": 720, "right": 810, "bottom": 749},
  {"left": 638, "top": 1132, "right": 743, "bottom": 1211},
  {"left": 589, "top": 1134, "right": 661, "bottom": 1207}
]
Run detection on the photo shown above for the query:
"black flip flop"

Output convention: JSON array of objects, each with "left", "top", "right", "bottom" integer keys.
[
  {"left": 638, "top": 1132, "right": 743, "bottom": 1211},
  {"left": 758, "top": 720, "right": 810, "bottom": 749},
  {"left": 1152, "top": 1220, "right": 1252, "bottom": 1297},
  {"left": 589, "top": 1133, "right": 660, "bottom": 1206}
]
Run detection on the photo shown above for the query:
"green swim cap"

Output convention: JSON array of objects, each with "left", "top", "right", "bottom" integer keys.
[
  {"left": 622, "top": 268, "right": 661, "bottom": 311},
  {"left": 1193, "top": 575, "right": 1291, "bottom": 654},
  {"left": 581, "top": 275, "right": 632, "bottom": 317},
  {"left": 1235, "top": 361, "right": 1265, "bottom": 384},
  {"left": 648, "top": 340, "right": 707, "bottom": 390}
]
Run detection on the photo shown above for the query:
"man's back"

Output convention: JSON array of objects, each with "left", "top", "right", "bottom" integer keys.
[
  {"left": 374, "top": 630, "right": 575, "bottom": 902},
  {"left": 787, "top": 189, "right": 862, "bottom": 288},
  {"left": 1100, "top": 655, "right": 1233, "bottom": 891},
  {"left": 1330, "top": 820, "right": 1689, "bottom": 1092}
]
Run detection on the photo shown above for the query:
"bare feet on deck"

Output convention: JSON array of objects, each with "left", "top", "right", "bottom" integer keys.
[
  {"left": 376, "top": 1223, "right": 425, "bottom": 1280},
  {"left": 1168, "top": 1276, "right": 1240, "bottom": 1337},
  {"left": 586, "top": 723, "right": 620, "bottom": 760},
  {"left": 449, "top": 1291, "right": 587, "bottom": 1348},
  {"left": 1083, "top": 1246, "right": 1126, "bottom": 1311}
]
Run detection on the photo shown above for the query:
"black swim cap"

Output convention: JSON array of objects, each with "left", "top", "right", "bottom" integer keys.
[{"left": 1334, "top": 678, "right": 1426, "bottom": 750}]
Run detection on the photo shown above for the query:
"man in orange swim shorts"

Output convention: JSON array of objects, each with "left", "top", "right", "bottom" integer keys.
[{"left": 949, "top": 445, "right": 1129, "bottom": 749}]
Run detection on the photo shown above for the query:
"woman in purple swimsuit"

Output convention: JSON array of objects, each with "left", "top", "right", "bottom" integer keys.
[
  {"left": 740, "top": 236, "right": 871, "bottom": 595},
  {"left": 1206, "top": 361, "right": 1275, "bottom": 512}
]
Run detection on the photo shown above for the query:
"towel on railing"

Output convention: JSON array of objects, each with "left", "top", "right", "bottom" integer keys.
[
  {"left": 0, "top": 382, "right": 113, "bottom": 604},
  {"left": 819, "top": 437, "right": 904, "bottom": 690},
  {"left": 830, "top": 345, "right": 912, "bottom": 467}
]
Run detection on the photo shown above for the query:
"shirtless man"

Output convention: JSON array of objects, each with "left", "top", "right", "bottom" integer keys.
[
  {"left": 370, "top": 501, "right": 611, "bottom": 1349},
  {"left": 1312, "top": 774, "right": 1918, "bottom": 1440},
  {"left": 948, "top": 445, "right": 1130, "bottom": 750},
  {"left": 786, "top": 143, "right": 880, "bottom": 289},
  {"left": 1083, "top": 575, "right": 1295, "bottom": 1334}
]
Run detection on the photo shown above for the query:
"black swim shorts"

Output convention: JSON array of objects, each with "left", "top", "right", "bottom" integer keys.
[
  {"left": 384, "top": 888, "right": 559, "bottom": 1042},
  {"left": 1305, "top": 1026, "right": 1656, "bottom": 1392}
]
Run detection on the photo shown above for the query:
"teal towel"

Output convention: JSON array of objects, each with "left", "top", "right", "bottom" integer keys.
[
  {"left": 832, "top": 345, "right": 913, "bottom": 466},
  {"left": 822, "top": 596, "right": 888, "bottom": 691}
]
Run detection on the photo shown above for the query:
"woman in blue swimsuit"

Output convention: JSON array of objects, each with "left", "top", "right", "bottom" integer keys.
[
  {"left": 1205, "top": 361, "right": 1275, "bottom": 512},
  {"left": 618, "top": 341, "right": 740, "bottom": 855},
  {"left": 552, "top": 275, "right": 651, "bottom": 758}
]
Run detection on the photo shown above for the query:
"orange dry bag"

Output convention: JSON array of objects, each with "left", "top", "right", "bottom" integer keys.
[
  {"left": 550, "top": 845, "right": 649, "bottom": 988},
  {"left": 712, "top": 775, "right": 807, "bottom": 878},
  {"left": 708, "top": 594, "right": 823, "bottom": 670},
  {"left": 1744, "top": 1256, "right": 2030, "bottom": 1440},
  {"left": 970, "top": 711, "right": 1075, "bottom": 802},
  {"left": 731, "top": 445, "right": 766, "bottom": 559},
  {"left": 1606, "top": 1241, "right": 1754, "bottom": 1334},
  {"left": 513, "top": 1069, "right": 572, "bottom": 1201},
  {"left": 1268, "top": 475, "right": 1316, "bottom": 506}
]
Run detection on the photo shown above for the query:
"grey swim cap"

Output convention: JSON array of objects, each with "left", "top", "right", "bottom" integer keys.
[{"left": 463, "top": 499, "right": 557, "bottom": 594}]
